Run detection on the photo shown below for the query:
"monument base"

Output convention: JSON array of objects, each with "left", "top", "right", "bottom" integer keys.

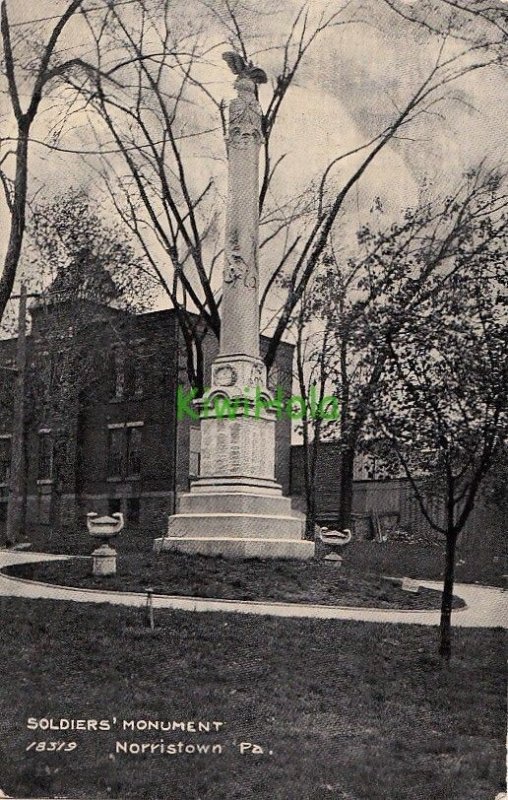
[
  {"left": 154, "top": 535, "right": 314, "bottom": 560},
  {"left": 154, "top": 491, "right": 314, "bottom": 560}
]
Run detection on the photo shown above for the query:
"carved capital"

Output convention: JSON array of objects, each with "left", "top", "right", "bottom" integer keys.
[{"left": 227, "top": 80, "right": 263, "bottom": 149}]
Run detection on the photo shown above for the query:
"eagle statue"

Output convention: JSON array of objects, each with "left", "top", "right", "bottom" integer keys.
[{"left": 222, "top": 51, "right": 267, "bottom": 85}]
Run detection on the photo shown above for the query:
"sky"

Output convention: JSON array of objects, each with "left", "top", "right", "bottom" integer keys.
[{"left": 1, "top": 0, "right": 507, "bottom": 317}]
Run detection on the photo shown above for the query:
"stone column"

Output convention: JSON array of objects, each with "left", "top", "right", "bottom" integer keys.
[
  {"left": 220, "top": 76, "right": 262, "bottom": 360},
  {"left": 192, "top": 69, "right": 275, "bottom": 494}
]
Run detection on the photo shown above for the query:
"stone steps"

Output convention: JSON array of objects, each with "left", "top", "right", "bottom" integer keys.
[
  {"left": 177, "top": 491, "right": 296, "bottom": 516},
  {"left": 164, "top": 511, "right": 305, "bottom": 540},
  {"left": 154, "top": 536, "right": 315, "bottom": 560}
]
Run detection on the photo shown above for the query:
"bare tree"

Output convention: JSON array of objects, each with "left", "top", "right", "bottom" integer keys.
[
  {"left": 372, "top": 212, "right": 507, "bottom": 657},
  {"left": 1, "top": 189, "right": 155, "bottom": 541},
  {"left": 0, "top": 0, "right": 87, "bottom": 322},
  {"left": 301, "top": 167, "right": 508, "bottom": 532},
  {"left": 380, "top": 0, "right": 508, "bottom": 48},
  {"left": 54, "top": 0, "right": 351, "bottom": 390},
  {"left": 62, "top": 0, "right": 507, "bottom": 389},
  {"left": 3, "top": 0, "right": 506, "bottom": 389},
  {"left": 292, "top": 292, "right": 337, "bottom": 538}
]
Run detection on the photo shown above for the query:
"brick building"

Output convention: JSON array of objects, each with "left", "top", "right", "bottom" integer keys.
[{"left": 0, "top": 294, "right": 293, "bottom": 537}]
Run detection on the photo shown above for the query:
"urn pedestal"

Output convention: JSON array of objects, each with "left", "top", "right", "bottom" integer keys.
[{"left": 92, "top": 544, "right": 117, "bottom": 577}]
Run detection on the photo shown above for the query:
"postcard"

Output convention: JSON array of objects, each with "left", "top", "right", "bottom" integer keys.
[{"left": 0, "top": 1, "right": 506, "bottom": 798}]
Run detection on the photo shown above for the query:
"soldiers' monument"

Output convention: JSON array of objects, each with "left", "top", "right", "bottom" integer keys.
[{"left": 155, "top": 54, "right": 314, "bottom": 559}]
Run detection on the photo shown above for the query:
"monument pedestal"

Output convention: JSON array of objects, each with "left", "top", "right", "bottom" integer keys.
[{"left": 155, "top": 407, "right": 314, "bottom": 560}]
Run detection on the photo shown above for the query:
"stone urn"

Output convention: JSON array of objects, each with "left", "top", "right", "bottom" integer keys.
[
  {"left": 87, "top": 512, "right": 124, "bottom": 577},
  {"left": 319, "top": 527, "right": 352, "bottom": 546}
]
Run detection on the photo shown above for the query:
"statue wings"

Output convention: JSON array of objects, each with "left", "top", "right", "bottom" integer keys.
[
  {"left": 222, "top": 51, "right": 267, "bottom": 85},
  {"left": 222, "top": 51, "right": 246, "bottom": 76}
]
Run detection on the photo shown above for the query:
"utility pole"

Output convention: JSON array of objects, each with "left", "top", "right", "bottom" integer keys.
[{"left": 6, "top": 285, "right": 27, "bottom": 545}]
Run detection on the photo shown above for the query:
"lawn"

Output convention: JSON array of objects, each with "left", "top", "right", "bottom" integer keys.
[
  {"left": 344, "top": 540, "right": 506, "bottom": 587},
  {"left": 4, "top": 551, "right": 465, "bottom": 611},
  {"left": 19, "top": 523, "right": 506, "bottom": 586},
  {"left": 0, "top": 598, "right": 505, "bottom": 800}
]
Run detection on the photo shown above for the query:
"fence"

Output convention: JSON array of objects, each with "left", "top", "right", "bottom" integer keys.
[{"left": 351, "top": 478, "right": 506, "bottom": 555}]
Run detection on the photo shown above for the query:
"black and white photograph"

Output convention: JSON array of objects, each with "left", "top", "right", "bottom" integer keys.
[{"left": 0, "top": 1, "right": 507, "bottom": 798}]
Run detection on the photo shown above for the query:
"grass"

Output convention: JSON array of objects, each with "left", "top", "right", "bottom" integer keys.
[
  {"left": 0, "top": 597, "right": 505, "bottom": 800},
  {"left": 344, "top": 540, "right": 506, "bottom": 587},
  {"left": 18, "top": 523, "right": 506, "bottom": 587},
  {"left": 18, "top": 524, "right": 154, "bottom": 556},
  {"left": 5, "top": 551, "right": 465, "bottom": 611}
]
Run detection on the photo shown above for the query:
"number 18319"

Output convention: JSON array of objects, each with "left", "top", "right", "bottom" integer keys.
[{"left": 26, "top": 741, "right": 77, "bottom": 752}]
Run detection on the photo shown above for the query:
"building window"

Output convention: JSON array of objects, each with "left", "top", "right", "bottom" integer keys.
[
  {"left": 124, "top": 359, "right": 136, "bottom": 399},
  {"left": 49, "top": 351, "right": 65, "bottom": 390},
  {"left": 107, "top": 428, "right": 124, "bottom": 478},
  {"left": 189, "top": 426, "right": 201, "bottom": 478},
  {"left": 110, "top": 350, "right": 125, "bottom": 400},
  {"left": 135, "top": 360, "right": 144, "bottom": 397},
  {"left": 108, "top": 497, "right": 122, "bottom": 516},
  {"left": 111, "top": 350, "right": 142, "bottom": 400},
  {"left": 38, "top": 432, "right": 53, "bottom": 481},
  {"left": 107, "top": 422, "right": 143, "bottom": 479},
  {"left": 40, "top": 353, "right": 51, "bottom": 395},
  {"left": 127, "top": 497, "right": 140, "bottom": 524},
  {"left": 127, "top": 426, "right": 142, "bottom": 477},
  {"left": 267, "top": 364, "right": 280, "bottom": 393},
  {"left": 0, "top": 438, "right": 11, "bottom": 485}
]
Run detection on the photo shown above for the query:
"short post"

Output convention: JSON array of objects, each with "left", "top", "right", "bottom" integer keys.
[{"left": 145, "top": 587, "right": 155, "bottom": 629}]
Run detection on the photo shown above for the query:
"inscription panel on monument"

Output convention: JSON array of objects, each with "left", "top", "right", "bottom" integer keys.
[
  {"left": 200, "top": 422, "right": 214, "bottom": 476},
  {"left": 230, "top": 422, "right": 242, "bottom": 472},
  {"left": 216, "top": 422, "right": 229, "bottom": 473},
  {"left": 198, "top": 416, "right": 276, "bottom": 479}
]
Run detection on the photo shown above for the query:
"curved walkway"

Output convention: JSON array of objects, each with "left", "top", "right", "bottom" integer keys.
[{"left": 0, "top": 550, "right": 506, "bottom": 628}]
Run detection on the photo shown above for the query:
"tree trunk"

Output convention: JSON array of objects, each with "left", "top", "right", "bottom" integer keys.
[
  {"left": 302, "top": 429, "right": 318, "bottom": 541},
  {"left": 0, "top": 123, "right": 29, "bottom": 323},
  {"left": 338, "top": 447, "right": 355, "bottom": 530},
  {"left": 305, "top": 495, "right": 317, "bottom": 540},
  {"left": 6, "top": 285, "right": 27, "bottom": 544},
  {"left": 439, "top": 531, "right": 458, "bottom": 660}
]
